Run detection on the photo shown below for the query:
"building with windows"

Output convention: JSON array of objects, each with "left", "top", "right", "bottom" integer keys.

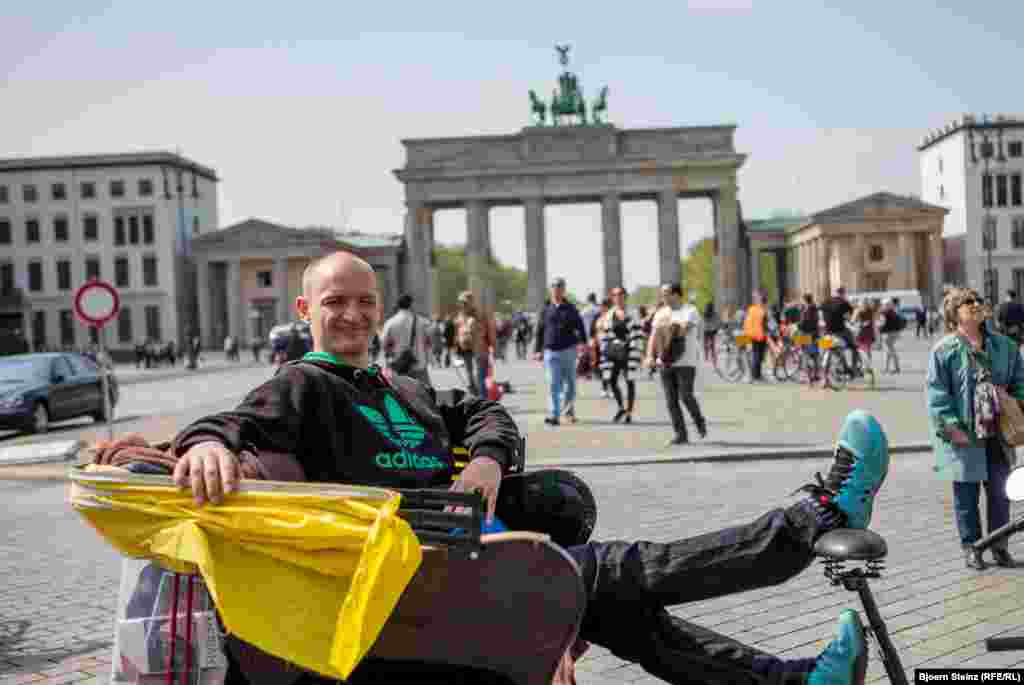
[
  {"left": 0, "top": 152, "right": 218, "bottom": 356},
  {"left": 919, "top": 114, "right": 1024, "bottom": 301},
  {"left": 191, "top": 219, "right": 404, "bottom": 351}
]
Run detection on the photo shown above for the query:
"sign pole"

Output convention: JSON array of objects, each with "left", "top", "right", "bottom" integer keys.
[{"left": 97, "top": 327, "right": 113, "bottom": 441}]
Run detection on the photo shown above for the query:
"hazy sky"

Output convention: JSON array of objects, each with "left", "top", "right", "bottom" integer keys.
[{"left": 3, "top": 1, "right": 1021, "bottom": 297}]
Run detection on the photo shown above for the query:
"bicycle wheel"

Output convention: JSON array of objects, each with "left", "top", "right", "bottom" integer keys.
[
  {"left": 823, "top": 351, "right": 850, "bottom": 390},
  {"left": 780, "top": 345, "right": 800, "bottom": 381}
]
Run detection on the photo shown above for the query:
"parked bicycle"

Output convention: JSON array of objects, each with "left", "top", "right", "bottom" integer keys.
[
  {"left": 780, "top": 332, "right": 820, "bottom": 384},
  {"left": 819, "top": 333, "right": 876, "bottom": 391}
]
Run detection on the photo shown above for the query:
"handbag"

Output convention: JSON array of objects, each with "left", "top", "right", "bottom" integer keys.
[
  {"left": 606, "top": 338, "right": 629, "bottom": 365},
  {"left": 999, "top": 388, "right": 1024, "bottom": 447},
  {"left": 390, "top": 314, "right": 418, "bottom": 375}
]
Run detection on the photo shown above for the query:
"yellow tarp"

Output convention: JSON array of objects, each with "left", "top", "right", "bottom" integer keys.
[{"left": 68, "top": 469, "right": 422, "bottom": 680}]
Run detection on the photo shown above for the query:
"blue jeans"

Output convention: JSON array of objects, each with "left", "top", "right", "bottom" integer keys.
[
  {"left": 475, "top": 354, "right": 488, "bottom": 399},
  {"left": 953, "top": 438, "right": 1012, "bottom": 546},
  {"left": 544, "top": 347, "right": 578, "bottom": 418}
]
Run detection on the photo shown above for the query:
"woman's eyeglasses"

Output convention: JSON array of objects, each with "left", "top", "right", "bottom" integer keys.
[{"left": 960, "top": 298, "right": 981, "bottom": 308}]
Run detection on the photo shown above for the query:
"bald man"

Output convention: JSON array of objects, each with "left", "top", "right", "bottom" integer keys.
[{"left": 169, "top": 252, "right": 887, "bottom": 685}]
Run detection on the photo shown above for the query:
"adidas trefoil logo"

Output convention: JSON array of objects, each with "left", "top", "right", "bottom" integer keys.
[{"left": 358, "top": 394, "right": 445, "bottom": 471}]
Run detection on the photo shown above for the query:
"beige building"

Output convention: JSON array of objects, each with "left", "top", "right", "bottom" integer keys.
[
  {"left": 746, "top": 193, "right": 948, "bottom": 306},
  {"left": 191, "top": 219, "right": 403, "bottom": 350}
]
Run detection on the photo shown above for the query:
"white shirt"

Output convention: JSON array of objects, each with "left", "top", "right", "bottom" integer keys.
[
  {"left": 381, "top": 310, "right": 429, "bottom": 368},
  {"left": 655, "top": 304, "right": 702, "bottom": 368}
]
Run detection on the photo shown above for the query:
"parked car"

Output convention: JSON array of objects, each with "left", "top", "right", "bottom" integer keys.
[{"left": 0, "top": 352, "right": 119, "bottom": 434}]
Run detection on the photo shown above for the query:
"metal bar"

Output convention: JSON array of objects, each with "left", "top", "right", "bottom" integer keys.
[{"left": 855, "top": 578, "right": 908, "bottom": 685}]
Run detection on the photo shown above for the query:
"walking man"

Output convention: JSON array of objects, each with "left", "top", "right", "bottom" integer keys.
[
  {"left": 381, "top": 293, "right": 431, "bottom": 386},
  {"left": 533, "top": 277, "right": 587, "bottom": 426},
  {"left": 647, "top": 283, "right": 707, "bottom": 445}
]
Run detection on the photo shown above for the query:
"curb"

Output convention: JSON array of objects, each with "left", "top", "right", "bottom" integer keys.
[
  {"left": 534, "top": 441, "right": 933, "bottom": 469},
  {"left": 116, "top": 360, "right": 265, "bottom": 387},
  {"left": 0, "top": 439, "right": 83, "bottom": 466}
]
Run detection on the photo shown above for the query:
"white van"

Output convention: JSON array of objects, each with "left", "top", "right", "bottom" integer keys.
[{"left": 847, "top": 290, "right": 923, "bottom": 310}]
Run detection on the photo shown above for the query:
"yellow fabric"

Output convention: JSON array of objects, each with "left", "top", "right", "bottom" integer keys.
[{"left": 68, "top": 472, "right": 422, "bottom": 680}]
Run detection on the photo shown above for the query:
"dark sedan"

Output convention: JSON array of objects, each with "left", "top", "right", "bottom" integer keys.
[{"left": 0, "top": 353, "right": 119, "bottom": 434}]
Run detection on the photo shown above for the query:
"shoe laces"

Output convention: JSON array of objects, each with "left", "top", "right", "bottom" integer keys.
[{"left": 792, "top": 445, "right": 855, "bottom": 502}]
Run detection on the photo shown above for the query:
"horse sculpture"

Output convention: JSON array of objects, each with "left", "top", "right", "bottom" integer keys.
[
  {"left": 528, "top": 89, "right": 547, "bottom": 126},
  {"left": 550, "top": 73, "right": 587, "bottom": 126}
]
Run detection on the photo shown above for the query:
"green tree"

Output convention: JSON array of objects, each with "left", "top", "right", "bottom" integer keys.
[
  {"left": 682, "top": 237, "right": 717, "bottom": 310},
  {"left": 433, "top": 244, "right": 528, "bottom": 316}
]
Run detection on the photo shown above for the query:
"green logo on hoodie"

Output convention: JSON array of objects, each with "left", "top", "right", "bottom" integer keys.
[{"left": 358, "top": 394, "right": 446, "bottom": 471}]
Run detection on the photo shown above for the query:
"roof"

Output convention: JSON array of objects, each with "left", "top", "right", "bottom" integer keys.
[
  {"left": 0, "top": 151, "right": 219, "bottom": 182},
  {"left": 193, "top": 218, "right": 402, "bottom": 251},
  {"left": 805, "top": 192, "right": 948, "bottom": 226},
  {"left": 918, "top": 114, "right": 1024, "bottom": 152},
  {"left": 745, "top": 216, "right": 808, "bottom": 233}
]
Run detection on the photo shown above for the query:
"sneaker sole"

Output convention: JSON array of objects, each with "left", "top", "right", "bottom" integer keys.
[{"left": 495, "top": 469, "right": 597, "bottom": 548}]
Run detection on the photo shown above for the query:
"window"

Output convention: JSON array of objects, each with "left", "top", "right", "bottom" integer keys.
[
  {"left": 142, "top": 214, "right": 154, "bottom": 244},
  {"left": 864, "top": 273, "right": 888, "bottom": 291},
  {"left": 0, "top": 262, "right": 13, "bottom": 294},
  {"left": 23, "top": 184, "right": 37, "bottom": 203},
  {"left": 56, "top": 260, "right": 71, "bottom": 291},
  {"left": 28, "top": 261, "right": 43, "bottom": 292},
  {"left": 1010, "top": 141, "right": 1023, "bottom": 158},
  {"left": 138, "top": 179, "right": 154, "bottom": 196},
  {"left": 118, "top": 307, "right": 133, "bottom": 343},
  {"left": 80, "top": 181, "right": 96, "bottom": 199},
  {"left": 0, "top": 185, "right": 8, "bottom": 203},
  {"left": 256, "top": 271, "right": 273, "bottom": 288},
  {"left": 115, "top": 257, "right": 130, "bottom": 288},
  {"left": 1015, "top": 218, "right": 1024, "bottom": 250},
  {"left": 984, "top": 216, "right": 998, "bottom": 250},
  {"left": 53, "top": 216, "right": 68, "bottom": 242},
  {"left": 868, "top": 244, "right": 884, "bottom": 262},
  {"left": 50, "top": 182, "right": 66, "bottom": 200},
  {"left": 32, "top": 311, "right": 46, "bottom": 350},
  {"left": 129, "top": 216, "right": 139, "bottom": 244},
  {"left": 83, "top": 215, "right": 98, "bottom": 241},
  {"left": 59, "top": 310, "right": 74, "bottom": 347},
  {"left": 143, "top": 255, "right": 158, "bottom": 286},
  {"left": 145, "top": 305, "right": 161, "bottom": 341},
  {"left": 0, "top": 219, "right": 10, "bottom": 245},
  {"left": 1013, "top": 174, "right": 1023, "bottom": 207},
  {"left": 25, "top": 218, "right": 40, "bottom": 243},
  {"left": 983, "top": 173, "right": 994, "bottom": 208},
  {"left": 192, "top": 215, "right": 200, "bottom": 235},
  {"left": 85, "top": 257, "right": 101, "bottom": 281},
  {"left": 114, "top": 216, "right": 126, "bottom": 245},
  {"left": 997, "top": 174, "right": 1009, "bottom": 207},
  {"left": 110, "top": 180, "right": 125, "bottom": 198}
]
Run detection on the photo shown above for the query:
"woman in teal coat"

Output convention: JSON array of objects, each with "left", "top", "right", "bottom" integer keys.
[{"left": 927, "top": 287, "right": 1024, "bottom": 569}]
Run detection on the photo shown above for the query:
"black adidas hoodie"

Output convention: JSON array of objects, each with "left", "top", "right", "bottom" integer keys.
[{"left": 171, "top": 354, "right": 520, "bottom": 489}]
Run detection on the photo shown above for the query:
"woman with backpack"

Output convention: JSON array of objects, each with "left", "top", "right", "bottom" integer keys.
[{"left": 597, "top": 287, "right": 646, "bottom": 423}]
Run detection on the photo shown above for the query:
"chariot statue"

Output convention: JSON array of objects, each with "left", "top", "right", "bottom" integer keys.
[{"left": 527, "top": 45, "right": 608, "bottom": 127}]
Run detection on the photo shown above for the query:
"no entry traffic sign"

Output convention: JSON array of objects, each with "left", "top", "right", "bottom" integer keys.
[{"left": 74, "top": 280, "right": 120, "bottom": 327}]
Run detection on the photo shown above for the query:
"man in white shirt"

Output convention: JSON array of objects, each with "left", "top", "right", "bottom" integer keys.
[
  {"left": 646, "top": 283, "right": 707, "bottom": 446},
  {"left": 381, "top": 293, "right": 431, "bottom": 385}
]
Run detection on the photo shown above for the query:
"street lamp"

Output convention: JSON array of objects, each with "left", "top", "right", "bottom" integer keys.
[{"left": 969, "top": 119, "right": 1006, "bottom": 304}]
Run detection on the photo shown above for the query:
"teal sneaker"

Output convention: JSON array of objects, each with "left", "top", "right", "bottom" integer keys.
[
  {"left": 807, "top": 610, "right": 868, "bottom": 685},
  {"left": 800, "top": 410, "right": 890, "bottom": 529}
]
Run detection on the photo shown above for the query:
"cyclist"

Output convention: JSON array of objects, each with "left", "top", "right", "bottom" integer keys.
[
  {"left": 798, "top": 293, "right": 821, "bottom": 381},
  {"left": 820, "top": 286, "right": 861, "bottom": 373}
]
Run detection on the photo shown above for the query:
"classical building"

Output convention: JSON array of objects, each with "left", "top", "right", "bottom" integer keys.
[
  {"left": 919, "top": 114, "right": 1024, "bottom": 301},
  {"left": 191, "top": 219, "right": 403, "bottom": 350},
  {"left": 780, "top": 193, "right": 947, "bottom": 305},
  {"left": 0, "top": 152, "right": 218, "bottom": 354}
]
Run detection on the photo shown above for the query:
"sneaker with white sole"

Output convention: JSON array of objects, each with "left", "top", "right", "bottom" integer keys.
[{"left": 806, "top": 610, "right": 868, "bottom": 685}]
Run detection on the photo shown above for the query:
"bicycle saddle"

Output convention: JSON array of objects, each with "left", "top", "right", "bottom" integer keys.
[{"left": 813, "top": 529, "right": 888, "bottom": 561}]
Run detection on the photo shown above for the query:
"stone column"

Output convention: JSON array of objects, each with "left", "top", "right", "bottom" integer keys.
[
  {"left": 273, "top": 257, "right": 290, "bottom": 325},
  {"left": 715, "top": 185, "right": 741, "bottom": 312},
  {"left": 404, "top": 203, "right": 433, "bottom": 315},
  {"left": 227, "top": 258, "right": 242, "bottom": 347},
  {"left": 196, "top": 259, "right": 209, "bottom": 343},
  {"left": 524, "top": 197, "right": 548, "bottom": 313},
  {"left": 897, "top": 232, "right": 914, "bottom": 291},
  {"left": 657, "top": 190, "right": 681, "bottom": 287},
  {"left": 601, "top": 193, "right": 622, "bottom": 293},
  {"left": 466, "top": 200, "right": 492, "bottom": 311},
  {"left": 929, "top": 230, "right": 944, "bottom": 307},
  {"left": 749, "top": 246, "right": 761, "bottom": 296},
  {"left": 818, "top": 238, "right": 831, "bottom": 301},
  {"left": 852, "top": 233, "right": 866, "bottom": 293}
]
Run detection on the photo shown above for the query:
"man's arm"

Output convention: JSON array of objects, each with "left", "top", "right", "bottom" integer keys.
[{"left": 573, "top": 307, "right": 587, "bottom": 345}]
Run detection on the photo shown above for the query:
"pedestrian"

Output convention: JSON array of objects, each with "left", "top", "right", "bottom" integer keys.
[
  {"left": 533, "top": 277, "right": 587, "bottom": 426},
  {"left": 878, "top": 298, "right": 903, "bottom": 374},
  {"left": 592, "top": 298, "right": 612, "bottom": 398},
  {"left": 743, "top": 289, "right": 769, "bottom": 382},
  {"left": 927, "top": 286, "right": 1024, "bottom": 570},
  {"left": 702, "top": 300, "right": 720, "bottom": 364},
  {"left": 430, "top": 316, "right": 446, "bottom": 367},
  {"left": 134, "top": 340, "right": 147, "bottom": 370},
  {"left": 454, "top": 291, "right": 496, "bottom": 397},
  {"left": 798, "top": 293, "right": 821, "bottom": 381},
  {"left": 821, "top": 287, "right": 861, "bottom": 372},
  {"left": 916, "top": 306, "right": 927, "bottom": 338},
  {"left": 580, "top": 293, "right": 601, "bottom": 381},
  {"left": 188, "top": 331, "right": 201, "bottom": 370},
  {"left": 648, "top": 283, "right": 707, "bottom": 446},
  {"left": 596, "top": 287, "right": 644, "bottom": 424},
  {"left": 443, "top": 316, "right": 456, "bottom": 367},
  {"left": 284, "top": 325, "right": 308, "bottom": 363},
  {"left": 853, "top": 299, "right": 877, "bottom": 369},
  {"left": 996, "top": 289, "right": 1024, "bottom": 342},
  {"left": 381, "top": 293, "right": 431, "bottom": 386}
]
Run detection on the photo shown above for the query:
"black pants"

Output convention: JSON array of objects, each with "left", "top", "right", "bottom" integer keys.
[
  {"left": 608, "top": 361, "right": 635, "bottom": 411},
  {"left": 660, "top": 366, "right": 706, "bottom": 440},
  {"left": 750, "top": 340, "right": 767, "bottom": 380}
]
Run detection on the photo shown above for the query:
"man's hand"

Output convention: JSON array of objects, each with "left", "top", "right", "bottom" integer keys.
[
  {"left": 947, "top": 427, "right": 971, "bottom": 447},
  {"left": 172, "top": 441, "right": 241, "bottom": 506},
  {"left": 450, "top": 455, "right": 502, "bottom": 523}
]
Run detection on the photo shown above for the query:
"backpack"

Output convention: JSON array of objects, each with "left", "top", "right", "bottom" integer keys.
[{"left": 456, "top": 316, "right": 477, "bottom": 352}]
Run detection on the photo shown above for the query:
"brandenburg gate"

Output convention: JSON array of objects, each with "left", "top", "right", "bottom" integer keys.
[{"left": 393, "top": 46, "right": 749, "bottom": 314}]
